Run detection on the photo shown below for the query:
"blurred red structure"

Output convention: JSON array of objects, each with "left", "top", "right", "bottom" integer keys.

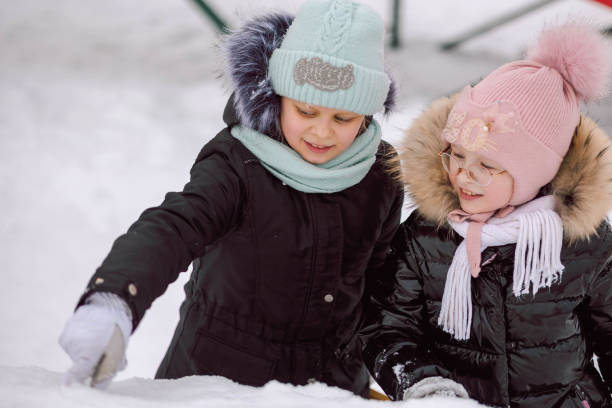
[{"left": 591, "top": 0, "right": 612, "bottom": 7}]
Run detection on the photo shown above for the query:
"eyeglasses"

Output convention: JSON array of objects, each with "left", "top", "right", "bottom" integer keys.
[{"left": 439, "top": 150, "right": 505, "bottom": 187}]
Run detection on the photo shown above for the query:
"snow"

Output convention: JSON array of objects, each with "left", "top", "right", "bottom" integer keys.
[
  {"left": 393, "top": 364, "right": 407, "bottom": 381},
  {"left": 0, "top": 366, "right": 489, "bottom": 408},
  {"left": 1, "top": 0, "right": 611, "bottom": 406}
]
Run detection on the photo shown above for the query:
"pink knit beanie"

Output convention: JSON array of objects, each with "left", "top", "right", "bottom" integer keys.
[{"left": 442, "top": 23, "right": 611, "bottom": 206}]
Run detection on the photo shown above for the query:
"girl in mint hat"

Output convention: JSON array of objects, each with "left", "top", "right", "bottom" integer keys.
[{"left": 58, "top": 0, "right": 401, "bottom": 397}]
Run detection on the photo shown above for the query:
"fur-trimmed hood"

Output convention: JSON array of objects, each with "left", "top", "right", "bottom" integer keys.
[
  {"left": 399, "top": 94, "right": 612, "bottom": 241},
  {"left": 220, "top": 12, "right": 396, "bottom": 140}
]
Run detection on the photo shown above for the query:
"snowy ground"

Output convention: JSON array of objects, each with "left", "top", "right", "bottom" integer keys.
[
  {"left": 0, "top": 366, "right": 490, "bottom": 408},
  {"left": 1, "top": 0, "right": 611, "bottom": 406}
]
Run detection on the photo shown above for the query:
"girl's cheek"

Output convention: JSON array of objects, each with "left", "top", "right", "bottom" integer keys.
[
  {"left": 488, "top": 176, "right": 514, "bottom": 202},
  {"left": 448, "top": 172, "right": 457, "bottom": 189}
]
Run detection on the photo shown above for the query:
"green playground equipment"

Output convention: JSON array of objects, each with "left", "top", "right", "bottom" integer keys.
[
  {"left": 188, "top": 0, "right": 404, "bottom": 48},
  {"left": 190, "top": 0, "right": 229, "bottom": 33},
  {"left": 188, "top": 0, "right": 611, "bottom": 51}
]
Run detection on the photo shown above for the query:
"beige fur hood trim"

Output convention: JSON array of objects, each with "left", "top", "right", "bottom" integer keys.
[{"left": 398, "top": 94, "right": 612, "bottom": 241}]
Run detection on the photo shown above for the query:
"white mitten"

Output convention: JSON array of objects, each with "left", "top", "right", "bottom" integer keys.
[
  {"left": 59, "top": 292, "right": 133, "bottom": 389},
  {"left": 403, "top": 376, "right": 469, "bottom": 400}
]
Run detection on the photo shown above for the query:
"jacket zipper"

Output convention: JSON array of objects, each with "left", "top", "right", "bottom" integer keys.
[
  {"left": 499, "top": 262, "right": 512, "bottom": 408},
  {"left": 574, "top": 384, "right": 591, "bottom": 408},
  {"left": 296, "top": 195, "right": 318, "bottom": 336}
]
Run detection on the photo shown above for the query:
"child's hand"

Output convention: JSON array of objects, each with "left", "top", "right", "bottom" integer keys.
[
  {"left": 59, "top": 292, "right": 132, "bottom": 389},
  {"left": 403, "top": 376, "right": 469, "bottom": 400}
]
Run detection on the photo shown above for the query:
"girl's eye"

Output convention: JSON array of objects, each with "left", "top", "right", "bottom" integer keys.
[
  {"left": 451, "top": 152, "right": 464, "bottom": 160},
  {"left": 297, "top": 108, "right": 315, "bottom": 117},
  {"left": 335, "top": 116, "right": 353, "bottom": 123},
  {"left": 481, "top": 162, "right": 501, "bottom": 171}
]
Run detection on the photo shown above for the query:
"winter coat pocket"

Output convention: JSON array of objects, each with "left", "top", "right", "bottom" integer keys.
[{"left": 191, "top": 332, "right": 277, "bottom": 387}]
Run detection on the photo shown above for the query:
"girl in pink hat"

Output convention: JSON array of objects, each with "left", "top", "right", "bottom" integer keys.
[{"left": 360, "top": 23, "right": 612, "bottom": 407}]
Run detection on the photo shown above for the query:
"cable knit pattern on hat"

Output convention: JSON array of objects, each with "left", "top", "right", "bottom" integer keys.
[{"left": 315, "top": 0, "right": 354, "bottom": 55}]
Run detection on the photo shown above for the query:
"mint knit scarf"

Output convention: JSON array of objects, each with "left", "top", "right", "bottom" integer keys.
[{"left": 230, "top": 120, "right": 382, "bottom": 193}]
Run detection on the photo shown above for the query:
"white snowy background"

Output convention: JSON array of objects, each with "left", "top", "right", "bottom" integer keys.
[{"left": 1, "top": 0, "right": 612, "bottom": 406}]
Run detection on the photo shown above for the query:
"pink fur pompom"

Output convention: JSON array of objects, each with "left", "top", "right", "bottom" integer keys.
[{"left": 528, "top": 23, "right": 611, "bottom": 101}]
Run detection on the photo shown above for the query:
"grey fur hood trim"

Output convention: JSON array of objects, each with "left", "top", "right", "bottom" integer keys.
[
  {"left": 221, "top": 12, "right": 396, "bottom": 140},
  {"left": 396, "top": 94, "right": 612, "bottom": 242}
]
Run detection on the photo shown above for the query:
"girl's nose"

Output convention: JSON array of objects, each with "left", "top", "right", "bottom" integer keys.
[
  {"left": 456, "top": 167, "right": 476, "bottom": 184},
  {"left": 312, "top": 120, "right": 332, "bottom": 138}
]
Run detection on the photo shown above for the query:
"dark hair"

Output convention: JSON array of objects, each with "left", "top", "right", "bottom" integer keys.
[{"left": 357, "top": 116, "right": 373, "bottom": 137}]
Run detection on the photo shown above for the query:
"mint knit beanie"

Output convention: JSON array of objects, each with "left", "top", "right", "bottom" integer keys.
[{"left": 269, "top": 0, "right": 390, "bottom": 115}]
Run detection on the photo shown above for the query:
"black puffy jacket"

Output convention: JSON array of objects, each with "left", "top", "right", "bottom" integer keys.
[
  {"left": 77, "top": 96, "right": 402, "bottom": 396},
  {"left": 360, "top": 95, "right": 612, "bottom": 407}
]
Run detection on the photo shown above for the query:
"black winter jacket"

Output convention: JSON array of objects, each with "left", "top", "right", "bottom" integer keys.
[
  {"left": 360, "top": 95, "right": 612, "bottom": 407},
  {"left": 77, "top": 97, "right": 403, "bottom": 396}
]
